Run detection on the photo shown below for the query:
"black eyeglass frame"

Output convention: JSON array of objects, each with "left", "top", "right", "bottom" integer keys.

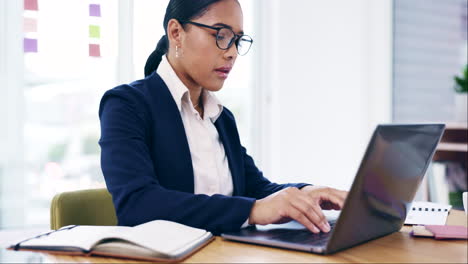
[{"left": 179, "top": 20, "right": 253, "bottom": 55}]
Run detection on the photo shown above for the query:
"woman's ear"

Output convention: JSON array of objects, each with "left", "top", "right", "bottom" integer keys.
[{"left": 167, "top": 19, "right": 185, "bottom": 47}]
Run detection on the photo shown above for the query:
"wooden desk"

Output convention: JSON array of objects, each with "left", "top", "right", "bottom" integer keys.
[{"left": 1, "top": 211, "right": 467, "bottom": 263}]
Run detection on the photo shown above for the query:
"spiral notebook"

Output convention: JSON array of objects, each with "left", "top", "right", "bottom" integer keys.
[{"left": 404, "top": 201, "right": 452, "bottom": 225}]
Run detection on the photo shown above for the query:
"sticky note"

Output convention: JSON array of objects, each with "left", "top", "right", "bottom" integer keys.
[
  {"left": 24, "top": 38, "right": 38, "bottom": 53},
  {"left": 89, "top": 44, "right": 101, "bottom": 57},
  {"left": 23, "top": 17, "right": 37, "bottom": 33},
  {"left": 89, "top": 4, "right": 101, "bottom": 17},
  {"left": 24, "top": 0, "right": 38, "bottom": 11},
  {"left": 89, "top": 25, "right": 100, "bottom": 38}
]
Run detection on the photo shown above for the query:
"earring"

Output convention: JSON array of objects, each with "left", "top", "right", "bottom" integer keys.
[{"left": 176, "top": 45, "right": 179, "bottom": 58}]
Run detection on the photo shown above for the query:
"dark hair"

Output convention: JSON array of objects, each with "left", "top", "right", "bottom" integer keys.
[{"left": 144, "top": 0, "right": 225, "bottom": 77}]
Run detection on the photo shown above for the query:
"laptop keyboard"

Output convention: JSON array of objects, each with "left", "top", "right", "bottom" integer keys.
[{"left": 266, "top": 220, "right": 337, "bottom": 246}]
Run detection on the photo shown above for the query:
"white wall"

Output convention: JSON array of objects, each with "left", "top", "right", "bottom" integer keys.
[{"left": 253, "top": 0, "right": 393, "bottom": 190}]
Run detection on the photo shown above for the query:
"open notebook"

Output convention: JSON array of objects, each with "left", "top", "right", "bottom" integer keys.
[{"left": 8, "top": 220, "right": 214, "bottom": 262}]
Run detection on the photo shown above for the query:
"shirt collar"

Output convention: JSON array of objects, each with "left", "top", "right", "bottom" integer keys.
[
  {"left": 202, "top": 89, "right": 224, "bottom": 122},
  {"left": 157, "top": 56, "right": 224, "bottom": 122}
]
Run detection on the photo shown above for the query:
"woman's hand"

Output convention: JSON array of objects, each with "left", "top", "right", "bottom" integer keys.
[{"left": 248, "top": 186, "right": 348, "bottom": 233}]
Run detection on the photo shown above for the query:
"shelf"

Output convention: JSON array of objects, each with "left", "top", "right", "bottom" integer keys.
[
  {"left": 444, "top": 123, "right": 468, "bottom": 130},
  {"left": 436, "top": 143, "right": 468, "bottom": 152}
]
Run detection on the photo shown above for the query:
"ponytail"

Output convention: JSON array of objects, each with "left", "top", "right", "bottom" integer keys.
[{"left": 144, "top": 35, "right": 168, "bottom": 77}]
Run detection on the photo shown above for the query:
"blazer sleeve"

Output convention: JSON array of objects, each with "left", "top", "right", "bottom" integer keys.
[{"left": 99, "top": 88, "right": 255, "bottom": 235}]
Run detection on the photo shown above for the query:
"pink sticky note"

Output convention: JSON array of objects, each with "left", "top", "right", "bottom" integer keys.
[
  {"left": 24, "top": 38, "right": 38, "bottom": 53},
  {"left": 89, "top": 4, "right": 101, "bottom": 17},
  {"left": 23, "top": 17, "right": 37, "bottom": 33},
  {"left": 89, "top": 44, "right": 101, "bottom": 57},
  {"left": 24, "top": 0, "right": 38, "bottom": 11}
]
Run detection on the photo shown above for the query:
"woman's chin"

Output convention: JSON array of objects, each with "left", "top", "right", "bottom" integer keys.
[{"left": 204, "top": 82, "right": 224, "bottom": 92}]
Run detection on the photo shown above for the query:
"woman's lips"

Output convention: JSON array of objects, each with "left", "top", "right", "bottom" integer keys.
[{"left": 214, "top": 67, "right": 232, "bottom": 79}]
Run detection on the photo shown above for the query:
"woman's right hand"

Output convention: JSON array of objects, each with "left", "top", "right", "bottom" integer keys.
[{"left": 248, "top": 186, "right": 347, "bottom": 233}]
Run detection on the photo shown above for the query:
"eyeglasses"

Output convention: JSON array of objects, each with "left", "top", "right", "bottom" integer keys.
[{"left": 180, "top": 20, "right": 253, "bottom": 56}]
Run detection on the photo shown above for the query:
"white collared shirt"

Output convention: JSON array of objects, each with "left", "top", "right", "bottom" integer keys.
[{"left": 157, "top": 56, "right": 234, "bottom": 196}]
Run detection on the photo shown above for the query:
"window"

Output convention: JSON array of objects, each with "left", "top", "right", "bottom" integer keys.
[
  {"left": 22, "top": 0, "right": 118, "bottom": 228},
  {"left": 393, "top": 0, "right": 468, "bottom": 122},
  {"left": 0, "top": 0, "right": 256, "bottom": 229}
]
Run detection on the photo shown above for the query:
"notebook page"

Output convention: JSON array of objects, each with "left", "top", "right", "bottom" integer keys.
[
  {"left": 97, "top": 220, "right": 209, "bottom": 256},
  {"left": 19, "top": 226, "right": 131, "bottom": 251}
]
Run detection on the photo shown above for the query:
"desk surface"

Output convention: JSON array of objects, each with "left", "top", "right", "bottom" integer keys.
[{"left": 1, "top": 210, "right": 467, "bottom": 263}]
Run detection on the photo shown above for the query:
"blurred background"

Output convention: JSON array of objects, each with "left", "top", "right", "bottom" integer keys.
[{"left": 0, "top": 0, "right": 466, "bottom": 229}]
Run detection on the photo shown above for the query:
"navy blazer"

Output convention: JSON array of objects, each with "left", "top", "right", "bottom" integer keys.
[{"left": 99, "top": 72, "right": 309, "bottom": 234}]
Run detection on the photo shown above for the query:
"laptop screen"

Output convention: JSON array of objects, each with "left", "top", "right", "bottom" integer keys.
[{"left": 327, "top": 124, "right": 445, "bottom": 253}]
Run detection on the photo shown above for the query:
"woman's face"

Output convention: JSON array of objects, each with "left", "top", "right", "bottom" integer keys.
[{"left": 178, "top": 0, "right": 243, "bottom": 92}]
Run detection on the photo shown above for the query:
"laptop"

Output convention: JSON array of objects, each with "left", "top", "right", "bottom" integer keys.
[{"left": 221, "top": 124, "right": 445, "bottom": 254}]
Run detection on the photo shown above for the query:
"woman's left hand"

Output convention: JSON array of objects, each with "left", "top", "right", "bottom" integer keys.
[{"left": 300, "top": 185, "right": 348, "bottom": 210}]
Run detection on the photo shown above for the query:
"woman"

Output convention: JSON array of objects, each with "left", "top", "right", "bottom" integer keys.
[{"left": 99, "top": 0, "right": 347, "bottom": 235}]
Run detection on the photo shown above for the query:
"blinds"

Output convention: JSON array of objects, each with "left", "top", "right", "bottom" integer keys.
[{"left": 393, "top": 0, "right": 467, "bottom": 122}]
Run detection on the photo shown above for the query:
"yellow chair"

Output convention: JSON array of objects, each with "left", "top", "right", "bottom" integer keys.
[{"left": 50, "top": 188, "right": 118, "bottom": 230}]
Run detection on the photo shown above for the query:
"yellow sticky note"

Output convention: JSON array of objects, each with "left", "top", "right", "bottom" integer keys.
[{"left": 89, "top": 25, "right": 100, "bottom": 38}]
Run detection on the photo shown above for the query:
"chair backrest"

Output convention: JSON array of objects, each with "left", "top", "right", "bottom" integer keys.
[{"left": 50, "top": 188, "right": 118, "bottom": 230}]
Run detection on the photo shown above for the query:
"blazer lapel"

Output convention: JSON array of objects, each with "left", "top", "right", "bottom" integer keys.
[
  {"left": 214, "top": 114, "right": 243, "bottom": 196},
  {"left": 147, "top": 73, "right": 195, "bottom": 193}
]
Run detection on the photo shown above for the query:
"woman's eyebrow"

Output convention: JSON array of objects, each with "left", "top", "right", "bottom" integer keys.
[{"left": 212, "top": 22, "right": 244, "bottom": 35}]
